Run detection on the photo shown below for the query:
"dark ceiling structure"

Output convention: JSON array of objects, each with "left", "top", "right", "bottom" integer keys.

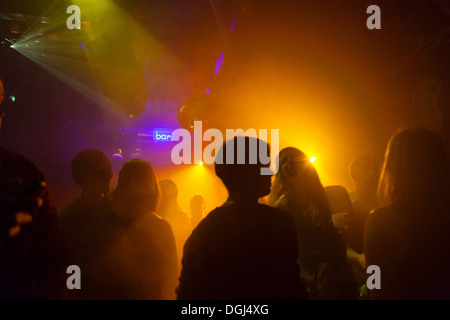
[{"left": 1, "top": 0, "right": 449, "bottom": 140}]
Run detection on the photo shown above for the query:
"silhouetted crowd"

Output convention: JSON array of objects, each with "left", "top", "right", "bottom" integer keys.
[{"left": 1, "top": 77, "right": 450, "bottom": 300}]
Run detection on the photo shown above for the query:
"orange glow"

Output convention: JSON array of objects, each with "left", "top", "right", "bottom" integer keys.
[{"left": 157, "top": 164, "right": 228, "bottom": 215}]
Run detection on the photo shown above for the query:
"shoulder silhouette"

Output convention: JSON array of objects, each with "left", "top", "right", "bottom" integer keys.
[{"left": 177, "top": 136, "right": 307, "bottom": 300}]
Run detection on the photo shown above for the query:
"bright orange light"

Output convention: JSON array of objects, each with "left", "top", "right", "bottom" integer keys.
[
  {"left": 158, "top": 163, "right": 228, "bottom": 216},
  {"left": 310, "top": 156, "right": 316, "bottom": 163}
]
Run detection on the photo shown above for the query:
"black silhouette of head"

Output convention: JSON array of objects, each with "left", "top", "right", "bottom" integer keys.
[
  {"left": 71, "top": 149, "right": 113, "bottom": 194},
  {"left": 215, "top": 136, "right": 272, "bottom": 202}
]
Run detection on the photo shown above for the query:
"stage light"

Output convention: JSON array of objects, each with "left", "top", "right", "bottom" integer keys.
[
  {"left": 10, "top": 95, "right": 16, "bottom": 103},
  {"left": 215, "top": 54, "right": 225, "bottom": 75},
  {"left": 310, "top": 156, "right": 316, "bottom": 163},
  {"left": 1, "top": 38, "right": 16, "bottom": 48},
  {"left": 112, "top": 149, "right": 123, "bottom": 161},
  {"left": 10, "top": 21, "right": 24, "bottom": 35},
  {"left": 230, "top": 16, "right": 237, "bottom": 31},
  {"left": 199, "top": 162, "right": 203, "bottom": 166}
]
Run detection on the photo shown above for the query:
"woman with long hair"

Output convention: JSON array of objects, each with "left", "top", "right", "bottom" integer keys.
[
  {"left": 365, "top": 128, "right": 450, "bottom": 299},
  {"left": 97, "top": 159, "right": 178, "bottom": 299},
  {"left": 269, "top": 147, "right": 357, "bottom": 299}
]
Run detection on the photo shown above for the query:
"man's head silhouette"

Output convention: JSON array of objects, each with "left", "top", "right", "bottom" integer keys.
[
  {"left": 215, "top": 136, "right": 272, "bottom": 203},
  {"left": 71, "top": 149, "right": 113, "bottom": 196}
]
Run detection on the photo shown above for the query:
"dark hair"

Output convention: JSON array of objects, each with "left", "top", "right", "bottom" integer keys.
[
  {"left": 113, "top": 159, "right": 160, "bottom": 213},
  {"left": 71, "top": 149, "right": 112, "bottom": 188},
  {"left": 349, "top": 154, "right": 376, "bottom": 188},
  {"left": 378, "top": 127, "right": 449, "bottom": 211},
  {"left": 271, "top": 147, "right": 332, "bottom": 223},
  {"left": 214, "top": 136, "right": 271, "bottom": 192}
]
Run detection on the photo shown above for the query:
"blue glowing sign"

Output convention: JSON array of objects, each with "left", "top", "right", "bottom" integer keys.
[{"left": 153, "top": 130, "right": 173, "bottom": 142}]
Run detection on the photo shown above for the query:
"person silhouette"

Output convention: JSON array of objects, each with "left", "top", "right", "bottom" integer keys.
[
  {"left": 348, "top": 154, "right": 380, "bottom": 234},
  {"left": 58, "top": 148, "right": 115, "bottom": 299},
  {"left": 157, "top": 179, "right": 191, "bottom": 265},
  {"left": 0, "top": 77, "right": 67, "bottom": 299},
  {"left": 59, "top": 148, "right": 113, "bottom": 232},
  {"left": 269, "top": 147, "right": 358, "bottom": 300},
  {"left": 190, "top": 195, "right": 206, "bottom": 230},
  {"left": 177, "top": 136, "right": 307, "bottom": 300},
  {"left": 365, "top": 127, "right": 450, "bottom": 299},
  {"left": 101, "top": 159, "right": 178, "bottom": 299}
]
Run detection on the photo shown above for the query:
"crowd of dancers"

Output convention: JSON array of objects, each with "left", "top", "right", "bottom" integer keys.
[{"left": 1, "top": 77, "right": 450, "bottom": 300}]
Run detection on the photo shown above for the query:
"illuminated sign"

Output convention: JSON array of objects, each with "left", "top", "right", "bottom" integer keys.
[{"left": 153, "top": 130, "right": 173, "bottom": 142}]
